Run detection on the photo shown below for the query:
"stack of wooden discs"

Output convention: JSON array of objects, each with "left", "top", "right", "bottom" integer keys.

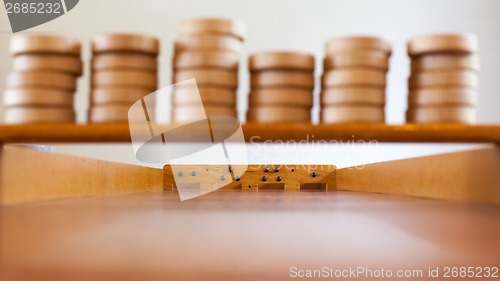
[
  {"left": 320, "top": 36, "right": 391, "bottom": 124},
  {"left": 4, "top": 34, "right": 81, "bottom": 124},
  {"left": 406, "top": 34, "right": 479, "bottom": 124},
  {"left": 89, "top": 33, "right": 159, "bottom": 123},
  {"left": 247, "top": 51, "right": 314, "bottom": 123},
  {"left": 171, "top": 18, "right": 245, "bottom": 123}
]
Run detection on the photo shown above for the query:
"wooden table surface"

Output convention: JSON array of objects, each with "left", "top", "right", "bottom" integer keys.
[{"left": 1, "top": 190, "right": 499, "bottom": 280}]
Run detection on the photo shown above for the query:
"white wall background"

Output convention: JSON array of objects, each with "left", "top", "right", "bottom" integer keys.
[{"left": 0, "top": 0, "right": 497, "bottom": 168}]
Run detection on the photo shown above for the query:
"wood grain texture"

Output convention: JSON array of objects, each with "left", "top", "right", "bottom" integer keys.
[
  {"left": 0, "top": 146, "right": 163, "bottom": 204},
  {"left": 337, "top": 146, "right": 500, "bottom": 204}
]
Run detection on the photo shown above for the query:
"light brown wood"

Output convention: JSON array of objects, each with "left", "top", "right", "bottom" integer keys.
[
  {"left": 325, "top": 36, "right": 392, "bottom": 55},
  {"left": 321, "top": 105, "right": 385, "bottom": 124},
  {"left": 10, "top": 34, "right": 81, "bottom": 56},
  {"left": 90, "top": 88, "right": 154, "bottom": 106},
  {"left": 172, "top": 86, "right": 236, "bottom": 106},
  {"left": 92, "top": 33, "right": 160, "bottom": 55},
  {"left": 4, "top": 88, "right": 74, "bottom": 107},
  {"left": 173, "top": 69, "right": 238, "bottom": 89},
  {"left": 407, "top": 106, "right": 476, "bottom": 124},
  {"left": 178, "top": 18, "right": 246, "bottom": 41},
  {"left": 89, "top": 104, "right": 154, "bottom": 124},
  {"left": 12, "top": 54, "right": 83, "bottom": 76},
  {"left": 173, "top": 51, "right": 239, "bottom": 70},
  {"left": 0, "top": 146, "right": 163, "bottom": 204},
  {"left": 172, "top": 105, "right": 237, "bottom": 123},
  {"left": 408, "top": 70, "right": 479, "bottom": 88},
  {"left": 338, "top": 146, "right": 500, "bottom": 204},
  {"left": 321, "top": 87, "right": 385, "bottom": 106},
  {"left": 91, "top": 53, "right": 158, "bottom": 72},
  {"left": 248, "top": 51, "right": 315, "bottom": 72},
  {"left": 174, "top": 34, "right": 242, "bottom": 54},
  {"left": 251, "top": 71, "right": 314, "bottom": 89},
  {"left": 408, "top": 88, "right": 477, "bottom": 106},
  {"left": 247, "top": 106, "right": 310, "bottom": 123},
  {"left": 323, "top": 50, "right": 389, "bottom": 71},
  {"left": 7, "top": 71, "right": 77, "bottom": 91},
  {"left": 91, "top": 70, "right": 158, "bottom": 90},
  {"left": 407, "top": 33, "right": 479, "bottom": 56},
  {"left": 248, "top": 88, "right": 313, "bottom": 107},
  {"left": 322, "top": 69, "right": 386, "bottom": 88},
  {"left": 4, "top": 107, "right": 75, "bottom": 124},
  {"left": 411, "top": 53, "right": 480, "bottom": 72}
]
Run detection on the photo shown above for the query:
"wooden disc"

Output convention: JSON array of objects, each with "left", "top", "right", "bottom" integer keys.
[
  {"left": 91, "top": 88, "right": 154, "bottom": 106},
  {"left": 4, "top": 88, "right": 73, "bottom": 107},
  {"left": 408, "top": 88, "right": 477, "bottom": 106},
  {"left": 91, "top": 70, "right": 158, "bottom": 90},
  {"left": 248, "top": 88, "right": 312, "bottom": 108},
  {"left": 251, "top": 71, "right": 314, "bottom": 89},
  {"left": 172, "top": 105, "right": 237, "bottom": 123},
  {"left": 173, "top": 51, "right": 239, "bottom": 70},
  {"left": 321, "top": 105, "right": 385, "bottom": 124},
  {"left": 406, "top": 106, "right": 476, "bottom": 124},
  {"left": 12, "top": 54, "right": 83, "bottom": 76},
  {"left": 322, "top": 69, "right": 386, "bottom": 88},
  {"left": 248, "top": 51, "right": 315, "bottom": 72},
  {"left": 407, "top": 33, "right": 478, "bottom": 56},
  {"left": 89, "top": 105, "right": 154, "bottom": 123},
  {"left": 172, "top": 86, "right": 236, "bottom": 106},
  {"left": 92, "top": 53, "right": 158, "bottom": 72},
  {"left": 173, "top": 69, "right": 238, "bottom": 89},
  {"left": 4, "top": 107, "right": 75, "bottom": 124},
  {"left": 325, "top": 36, "right": 392, "bottom": 55},
  {"left": 178, "top": 18, "right": 246, "bottom": 41},
  {"left": 323, "top": 50, "right": 389, "bottom": 71},
  {"left": 10, "top": 34, "right": 81, "bottom": 56},
  {"left": 408, "top": 70, "right": 478, "bottom": 88},
  {"left": 174, "top": 34, "right": 242, "bottom": 54},
  {"left": 247, "top": 106, "right": 310, "bottom": 123},
  {"left": 7, "top": 71, "right": 77, "bottom": 91},
  {"left": 92, "top": 33, "right": 160, "bottom": 55},
  {"left": 411, "top": 54, "right": 480, "bottom": 72},
  {"left": 321, "top": 87, "right": 385, "bottom": 106}
]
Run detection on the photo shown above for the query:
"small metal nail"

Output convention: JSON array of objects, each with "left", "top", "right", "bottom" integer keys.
[
  {"left": 227, "top": 167, "right": 233, "bottom": 172},
  {"left": 311, "top": 172, "right": 317, "bottom": 178},
  {"left": 264, "top": 167, "right": 269, "bottom": 173},
  {"left": 220, "top": 176, "right": 226, "bottom": 181},
  {"left": 262, "top": 176, "right": 267, "bottom": 182},
  {"left": 274, "top": 167, "right": 280, "bottom": 173},
  {"left": 235, "top": 176, "right": 240, "bottom": 181},
  {"left": 276, "top": 176, "right": 282, "bottom": 182},
  {"left": 191, "top": 171, "right": 196, "bottom": 176},
  {"left": 178, "top": 171, "right": 184, "bottom": 176}
]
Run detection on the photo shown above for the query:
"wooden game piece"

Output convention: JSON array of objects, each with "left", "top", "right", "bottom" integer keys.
[
  {"left": 174, "top": 34, "right": 242, "bottom": 54},
  {"left": 7, "top": 71, "right": 77, "bottom": 91},
  {"left": 172, "top": 105, "right": 237, "bottom": 123},
  {"left": 4, "top": 89, "right": 73, "bottom": 107},
  {"left": 323, "top": 50, "right": 389, "bottom": 71},
  {"left": 407, "top": 33, "right": 478, "bottom": 56},
  {"left": 321, "top": 87, "right": 385, "bottom": 106},
  {"left": 408, "top": 70, "right": 478, "bottom": 88},
  {"left": 91, "top": 70, "right": 158, "bottom": 89},
  {"left": 248, "top": 88, "right": 312, "bottom": 107},
  {"left": 173, "top": 69, "right": 238, "bottom": 89},
  {"left": 251, "top": 71, "right": 314, "bottom": 89},
  {"left": 12, "top": 54, "right": 83, "bottom": 76},
  {"left": 92, "top": 53, "right": 158, "bottom": 72},
  {"left": 89, "top": 105, "right": 154, "bottom": 123},
  {"left": 178, "top": 18, "right": 246, "bottom": 41},
  {"left": 172, "top": 86, "right": 236, "bottom": 106},
  {"left": 4, "top": 107, "right": 75, "bottom": 124},
  {"left": 92, "top": 33, "right": 160, "bottom": 55},
  {"left": 408, "top": 88, "right": 477, "bottom": 106},
  {"left": 10, "top": 34, "right": 81, "bottom": 56},
  {"left": 90, "top": 88, "right": 155, "bottom": 106},
  {"left": 321, "top": 105, "right": 385, "bottom": 123},
  {"left": 322, "top": 69, "right": 386, "bottom": 88},
  {"left": 406, "top": 106, "right": 476, "bottom": 124},
  {"left": 246, "top": 106, "right": 311, "bottom": 123},
  {"left": 410, "top": 53, "right": 480, "bottom": 72},
  {"left": 325, "top": 36, "right": 392, "bottom": 55},
  {"left": 248, "top": 51, "right": 315, "bottom": 72},
  {"left": 173, "top": 51, "right": 239, "bottom": 70}
]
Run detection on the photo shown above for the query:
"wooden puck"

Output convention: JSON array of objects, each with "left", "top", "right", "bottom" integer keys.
[
  {"left": 89, "top": 105, "right": 154, "bottom": 123},
  {"left": 321, "top": 87, "right": 385, "bottom": 106},
  {"left": 408, "top": 70, "right": 478, "bottom": 88},
  {"left": 248, "top": 88, "right": 312, "bottom": 107},
  {"left": 325, "top": 36, "right": 392, "bottom": 55},
  {"left": 10, "top": 34, "right": 81, "bottom": 56},
  {"left": 91, "top": 88, "right": 155, "bottom": 106},
  {"left": 172, "top": 105, "right": 237, "bottom": 123},
  {"left": 174, "top": 34, "right": 242, "bottom": 54},
  {"left": 173, "top": 86, "right": 236, "bottom": 106},
  {"left": 12, "top": 54, "right": 83, "bottom": 76},
  {"left": 4, "top": 88, "right": 73, "bottom": 107},
  {"left": 322, "top": 69, "right": 386, "bottom": 88},
  {"left": 91, "top": 70, "right": 158, "bottom": 90},
  {"left": 411, "top": 53, "right": 480, "bottom": 72},
  {"left": 173, "top": 69, "right": 238, "bottom": 89},
  {"left": 406, "top": 106, "right": 476, "bottom": 124},
  {"left": 408, "top": 88, "right": 477, "bottom": 106},
  {"left": 321, "top": 105, "right": 385, "bottom": 124},
  {"left": 251, "top": 71, "right": 314, "bottom": 89},
  {"left": 323, "top": 50, "right": 389, "bottom": 71},
  {"left": 7, "top": 71, "right": 77, "bottom": 91},
  {"left": 248, "top": 51, "right": 315, "bottom": 72},
  {"left": 173, "top": 51, "right": 239, "bottom": 70},
  {"left": 92, "top": 33, "right": 160, "bottom": 55},
  {"left": 92, "top": 53, "right": 158, "bottom": 72},
  {"left": 407, "top": 33, "right": 478, "bottom": 56},
  {"left": 178, "top": 18, "right": 246, "bottom": 41},
  {"left": 4, "top": 107, "right": 75, "bottom": 124},
  {"left": 247, "top": 106, "right": 310, "bottom": 123}
]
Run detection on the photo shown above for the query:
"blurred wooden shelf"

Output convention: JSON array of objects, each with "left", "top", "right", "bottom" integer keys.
[{"left": 0, "top": 123, "right": 499, "bottom": 143}]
